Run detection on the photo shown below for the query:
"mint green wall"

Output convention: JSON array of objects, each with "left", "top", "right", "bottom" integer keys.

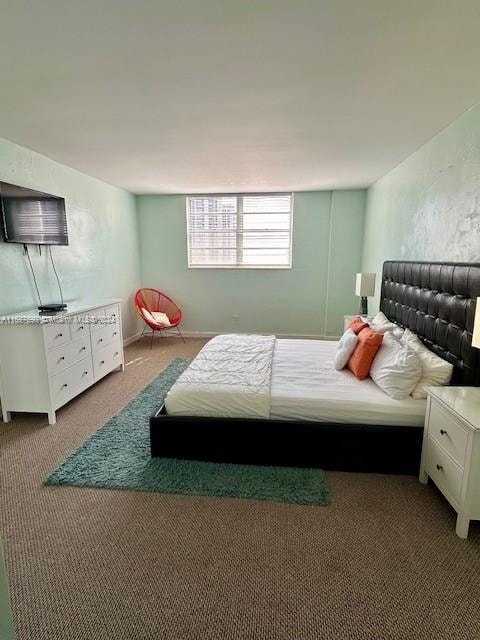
[
  {"left": 0, "top": 137, "right": 141, "bottom": 339},
  {"left": 362, "top": 104, "right": 480, "bottom": 312},
  {"left": 137, "top": 190, "right": 366, "bottom": 337}
]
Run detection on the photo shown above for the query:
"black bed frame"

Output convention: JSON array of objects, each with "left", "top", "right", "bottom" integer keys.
[{"left": 150, "top": 261, "right": 480, "bottom": 474}]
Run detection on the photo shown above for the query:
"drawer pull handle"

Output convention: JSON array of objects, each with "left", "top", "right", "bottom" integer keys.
[
  {"left": 99, "top": 338, "right": 103, "bottom": 343},
  {"left": 84, "top": 371, "right": 88, "bottom": 375},
  {"left": 113, "top": 332, "right": 117, "bottom": 336},
  {"left": 100, "top": 360, "right": 105, "bottom": 365},
  {"left": 62, "top": 383, "right": 68, "bottom": 389},
  {"left": 59, "top": 356, "right": 65, "bottom": 361},
  {"left": 79, "top": 326, "right": 84, "bottom": 330},
  {"left": 114, "top": 352, "right": 119, "bottom": 356},
  {"left": 56, "top": 333, "right": 63, "bottom": 338},
  {"left": 440, "top": 429, "right": 448, "bottom": 436},
  {"left": 81, "top": 347, "right": 86, "bottom": 351},
  {"left": 436, "top": 464, "right": 443, "bottom": 471}
]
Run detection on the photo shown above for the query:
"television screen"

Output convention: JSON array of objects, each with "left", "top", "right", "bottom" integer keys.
[{"left": 1, "top": 181, "right": 68, "bottom": 245}]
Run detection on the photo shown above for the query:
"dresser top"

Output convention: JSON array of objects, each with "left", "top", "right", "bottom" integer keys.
[
  {"left": 427, "top": 386, "right": 480, "bottom": 431},
  {"left": 0, "top": 299, "right": 122, "bottom": 323}
]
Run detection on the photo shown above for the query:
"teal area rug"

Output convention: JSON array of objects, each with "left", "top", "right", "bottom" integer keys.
[{"left": 45, "top": 358, "right": 330, "bottom": 506}]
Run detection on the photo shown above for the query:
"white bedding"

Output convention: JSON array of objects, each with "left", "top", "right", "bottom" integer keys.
[
  {"left": 165, "top": 334, "right": 275, "bottom": 419},
  {"left": 165, "top": 335, "right": 427, "bottom": 427},
  {"left": 270, "top": 339, "right": 426, "bottom": 427}
]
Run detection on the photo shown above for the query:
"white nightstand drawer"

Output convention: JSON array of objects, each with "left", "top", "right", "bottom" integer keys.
[
  {"left": 47, "top": 336, "right": 91, "bottom": 375},
  {"left": 428, "top": 400, "right": 468, "bottom": 467},
  {"left": 426, "top": 436, "right": 463, "bottom": 505}
]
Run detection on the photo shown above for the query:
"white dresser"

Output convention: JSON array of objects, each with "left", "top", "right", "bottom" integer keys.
[
  {"left": 419, "top": 386, "right": 480, "bottom": 538},
  {"left": 0, "top": 300, "right": 124, "bottom": 425}
]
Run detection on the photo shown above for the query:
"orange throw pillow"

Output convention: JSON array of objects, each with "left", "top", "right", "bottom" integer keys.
[
  {"left": 347, "top": 316, "right": 369, "bottom": 335},
  {"left": 348, "top": 328, "right": 383, "bottom": 380}
]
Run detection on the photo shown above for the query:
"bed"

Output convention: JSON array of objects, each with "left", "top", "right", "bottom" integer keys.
[{"left": 150, "top": 261, "right": 480, "bottom": 474}]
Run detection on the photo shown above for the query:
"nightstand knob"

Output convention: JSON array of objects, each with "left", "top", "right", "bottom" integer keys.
[
  {"left": 436, "top": 464, "right": 443, "bottom": 471},
  {"left": 440, "top": 429, "right": 447, "bottom": 435}
]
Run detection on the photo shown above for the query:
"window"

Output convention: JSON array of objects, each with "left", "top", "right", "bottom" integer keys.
[{"left": 186, "top": 193, "right": 293, "bottom": 268}]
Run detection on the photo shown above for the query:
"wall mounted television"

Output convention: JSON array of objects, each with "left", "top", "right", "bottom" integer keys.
[{"left": 0, "top": 181, "right": 68, "bottom": 245}]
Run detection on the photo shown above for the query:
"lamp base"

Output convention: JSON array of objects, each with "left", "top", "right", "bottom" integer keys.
[{"left": 359, "top": 297, "right": 368, "bottom": 316}]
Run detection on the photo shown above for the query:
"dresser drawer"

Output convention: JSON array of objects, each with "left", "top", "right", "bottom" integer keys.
[
  {"left": 426, "top": 435, "right": 463, "bottom": 505},
  {"left": 90, "top": 306, "right": 120, "bottom": 333},
  {"left": 47, "top": 336, "right": 91, "bottom": 375},
  {"left": 91, "top": 323, "right": 121, "bottom": 352},
  {"left": 104, "top": 304, "right": 120, "bottom": 324},
  {"left": 69, "top": 315, "right": 90, "bottom": 341},
  {"left": 44, "top": 322, "right": 71, "bottom": 349},
  {"left": 51, "top": 358, "right": 93, "bottom": 408},
  {"left": 428, "top": 400, "right": 469, "bottom": 467},
  {"left": 90, "top": 307, "right": 108, "bottom": 333},
  {"left": 93, "top": 341, "right": 122, "bottom": 380}
]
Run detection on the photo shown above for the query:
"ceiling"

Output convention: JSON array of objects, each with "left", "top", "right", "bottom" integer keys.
[{"left": 1, "top": 1, "right": 480, "bottom": 194}]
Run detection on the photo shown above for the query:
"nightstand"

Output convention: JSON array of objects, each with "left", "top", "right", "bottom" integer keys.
[
  {"left": 343, "top": 315, "right": 374, "bottom": 331},
  {"left": 419, "top": 387, "right": 480, "bottom": 538}
]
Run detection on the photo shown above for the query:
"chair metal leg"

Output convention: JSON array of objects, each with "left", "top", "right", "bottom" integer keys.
[
  {"left": 150, "top": 329, "right": 155, "bottom": 349},
  {"left": 141, "top": 325, "right": 148, "bottom": 339},
  {"left": 176, "top": 326, "right": 186, "bottom": 343}
]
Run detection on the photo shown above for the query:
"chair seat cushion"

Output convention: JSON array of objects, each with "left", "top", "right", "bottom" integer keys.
[{"left": 141, "top": 308, "right": 172, "bottom": 327}]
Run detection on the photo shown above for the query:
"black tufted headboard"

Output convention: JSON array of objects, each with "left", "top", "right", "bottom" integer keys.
[{"left": 380, "top": 261, "right": 480, "bottom": 386}]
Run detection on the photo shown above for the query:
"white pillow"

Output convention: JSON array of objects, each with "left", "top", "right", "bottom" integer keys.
[
  {"left": 401, "top": 329, "right": 453, "bottom": 399},
  {"left": 141, "top": 307, "right": 155, "bottom": 323},
  {"left": 369, "top": 332, "right": 422, "bottom": 400},
  {"left": 334, "top": 329, "right": 359, "bottom": 371},
  {"left": 141, "top": 309, "right": 172, "bottom": 326},
  {"left": 371, "top": 311, "right": 404, "bottom": 339},
  {"left": 151, "top": 311, "right": 172, "bottom": 326}
]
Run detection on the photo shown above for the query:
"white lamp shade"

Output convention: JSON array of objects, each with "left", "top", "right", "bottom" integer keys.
[
  {"left": 355, "top": 273, "right": 376, "bottom": 297},
  {"left": 473, "top": 297, "right": 480, "bottom": 349}
]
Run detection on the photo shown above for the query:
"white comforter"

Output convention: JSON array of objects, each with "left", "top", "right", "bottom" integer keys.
[{"left": 165, "top": 334, "right": 275, "bottom": 419}]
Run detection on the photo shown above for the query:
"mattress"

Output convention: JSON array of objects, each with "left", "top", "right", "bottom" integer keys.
[{"left": 270, "top": 339, "right": 426, "bottom": 427}]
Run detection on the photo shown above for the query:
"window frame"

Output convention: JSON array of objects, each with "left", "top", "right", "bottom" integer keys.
[{"left": 186, "top": 192, "right": 294, "bottom": 270}]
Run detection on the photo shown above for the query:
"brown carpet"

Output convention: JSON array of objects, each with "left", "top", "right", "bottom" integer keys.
[{"left": 1, "top": 337, "right": 479, "bottom": 640}]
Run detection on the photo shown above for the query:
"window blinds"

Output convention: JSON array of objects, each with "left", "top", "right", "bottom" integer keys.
[{"left": 187, "top": 194, "right": 293, "bottom": 268}]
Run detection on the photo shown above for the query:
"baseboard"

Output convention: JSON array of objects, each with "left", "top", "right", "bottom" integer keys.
[
  {"left": 180, "top": 331, "right": 341, "bottom": 341},
  {"left": 123, "top": 332, "right": 142, "bottom": 346},
  {"left": 125, "top": 330, "right": 341, "bottom": 342}
]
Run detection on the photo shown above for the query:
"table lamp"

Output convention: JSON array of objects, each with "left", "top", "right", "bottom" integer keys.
[
  {"left": 355, "top": 273, "right": 376, "bottom": 316},
  {"left": 473, "top": 297, "right": 480, "bottom": 349}
]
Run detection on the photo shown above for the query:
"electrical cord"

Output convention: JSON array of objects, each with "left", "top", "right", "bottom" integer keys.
[
  {"left": 24, "top": 244, "right": 43, "bottom": 306},
  {"left": 48, "top": 245, "right": 65, "bottom": 307}
]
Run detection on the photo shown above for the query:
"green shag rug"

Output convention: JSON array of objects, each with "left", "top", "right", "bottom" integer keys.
[{"left": 45, "top": 358, "right": 331, "bottom": 506}]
